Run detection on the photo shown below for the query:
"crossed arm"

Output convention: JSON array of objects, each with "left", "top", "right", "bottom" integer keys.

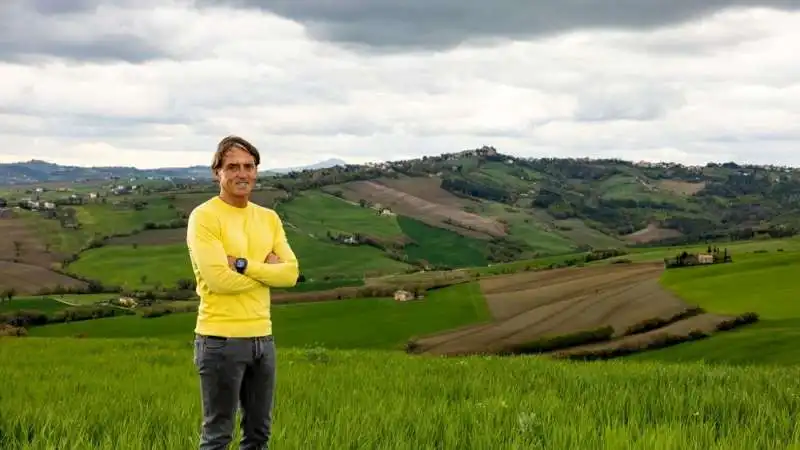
[
  {"left": 234, "top": 213, "right": 299, "bottom": 288},
  {"left": 186, "top": 209, "right": 299, "bottom": 294}
]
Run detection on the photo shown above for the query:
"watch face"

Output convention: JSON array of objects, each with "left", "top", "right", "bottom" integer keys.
[{"left": 235, "top": 259, "right": 246, "bottom": 268}]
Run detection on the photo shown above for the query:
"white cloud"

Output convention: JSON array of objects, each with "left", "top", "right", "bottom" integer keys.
[{"left": 1, "top": 4, "right": 800, "bottom": 169}]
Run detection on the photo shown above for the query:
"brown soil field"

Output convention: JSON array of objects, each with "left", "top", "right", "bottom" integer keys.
[
  {"left": 329, "top": 180, "right": 506, "bottom": 239},
  {"left": 106, "top": 228, "right": 186, "bottom": 245},
  {"left": 0, "top": 261, "right": 88, "bottom": 295},
  {"left": 623, "top": 224, "right": 682, "bottom": 244},
  {"left": 410, "top": 262, "right": 718, "bottom": 357},
  {"left": 0, "top": 216, "right": 63, "bottom": 267},
  {"left": 657, "top": 180, "right": 706, "bottom": 196},
  {"left": 373, "top": 176, "right": 475, "bottom": 208},
  {"left": 550, "top": 312, "right": 731, "bottom": 358}
]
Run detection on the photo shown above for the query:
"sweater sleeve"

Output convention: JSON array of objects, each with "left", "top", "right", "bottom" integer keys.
[
  {"left": 186, "top": 208, "right": 262, "bottom": 294},
  {"left": 244, "top": 211, "right": 299, "bottom": 288}
]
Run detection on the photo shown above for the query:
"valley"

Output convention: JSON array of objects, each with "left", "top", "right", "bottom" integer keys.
[{"left": 2, "top": 148, "right": 800, "bottom": 449}]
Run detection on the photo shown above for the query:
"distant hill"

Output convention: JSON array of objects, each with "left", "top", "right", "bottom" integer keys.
[
  {"left": 270, "top": 158, "right": 348, "bottom": 174},
  {"left": 0, "top": 158, "right": 348, "bottom": 185},
  {"left": 2, "top": 144, "right": 800, "bottom": 296}
]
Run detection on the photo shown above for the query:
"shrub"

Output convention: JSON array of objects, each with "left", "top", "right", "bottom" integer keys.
[
  {"left": 139, "top": 302, "right": 198, "bottom": 319},
  {"left": 0, "top": 310, "right": 49, "bottom": 327},
  {"left": 623, "top": 307, "right": 705, "bottom": 336},
  {"left": 560, "top": 331, "right": 712, "bottom": 361},
  {"left": 0, "top": 323, "right": 28, "bottom": 337},
  {"left": 50, "top": 305, "right": 132, "bottom": 324},
  {"left": 502, "top": 326, "right": 614, "bottom": 355},
  {"left": 716, "top": 312, "right": 759, "bottom": 331}
]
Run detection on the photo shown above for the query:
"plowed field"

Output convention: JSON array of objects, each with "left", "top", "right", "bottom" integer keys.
[
  {"left": 0, "top": 261, "right": 88, "bottom": 295},
  {"left": 623, "top": 224, "right": 683, "bottom": 244},
  {"left": 411, "top": 262, "right": 732, "bottom": 356},
  {"left": 0, "top": 217, "right": 62, "bottom": 266},
  {"left": 329, "top": 180, "right": 506, "bottom": 239},
  {"left": 106, "top": 228, "right": 186, "bottom": 245}
]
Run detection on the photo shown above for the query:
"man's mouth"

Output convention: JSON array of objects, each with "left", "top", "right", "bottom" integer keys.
[{"left": 235, "top": 182, "right": 249, "bottom": 188}]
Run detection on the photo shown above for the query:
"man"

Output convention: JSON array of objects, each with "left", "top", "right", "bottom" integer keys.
[{"left": 186, "top": 135, "right": 299, "bottom": 450}]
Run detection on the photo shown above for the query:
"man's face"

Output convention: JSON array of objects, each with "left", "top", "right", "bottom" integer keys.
[{"left": 216, "top": 147, "right": 257, "bottom": 199}]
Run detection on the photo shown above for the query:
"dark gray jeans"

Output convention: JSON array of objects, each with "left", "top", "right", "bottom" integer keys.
[{"left": 193, "top": 334, "right": 277, "bottom": 450}]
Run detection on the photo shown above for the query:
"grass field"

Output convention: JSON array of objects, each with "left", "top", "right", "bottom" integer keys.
[
  {"left": 2, "top": 338, "right": 799, "bottom": 449},
  {"left": 277, "top": 190, "right": 404, "bottom": 240},
  {"left": 397, "top": 215, "right": 488, "bottom": 268},
  {"left": 0, "top": 296, "right": 68, "bottom": 314},
  {"left": 26, "top": 199, "right": 180, "bottom": 254},
  {"left": 66, "top": 243, "right": 194, "bottom": 289},
  {"left": 630, "top": 250, "right": 800, "bottom": 366},
  {"left": 477, "top": 202, "right": 576, "bottom": 256},
  {"left": 67, "top": 228, "right": 412, "bottom": 289},
  {"left": 26, "top": 282, "right": 491, "bottom": 349},
  {"left": 615, "top": 236, "right": 800, "bottom": 263},
  {"left": 285, "top": 228, "right": 411, "bottom": 279}
]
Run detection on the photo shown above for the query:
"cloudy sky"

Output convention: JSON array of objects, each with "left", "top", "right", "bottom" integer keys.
[{"left": 1, "top": 0, "right": 799, "bottom": 169}]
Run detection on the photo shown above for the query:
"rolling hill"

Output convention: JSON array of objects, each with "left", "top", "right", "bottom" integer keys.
[
  {"left": 3, "top": 147, "right": 800, "bottom": 450},
  {"left": 1, "top": 145, "right": 800, "bottom": 296}
]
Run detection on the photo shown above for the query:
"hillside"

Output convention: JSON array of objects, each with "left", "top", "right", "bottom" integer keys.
[
  {"left": 1, "top": 146, "right": 800, "bottom": 296},
  {"left": 0, "top": 158, "right": 346, "bottom": 185}
]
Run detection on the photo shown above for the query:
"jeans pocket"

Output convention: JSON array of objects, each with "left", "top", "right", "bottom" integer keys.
[{"left": 203, "top": 337, "right": 227, "bottom": 351}]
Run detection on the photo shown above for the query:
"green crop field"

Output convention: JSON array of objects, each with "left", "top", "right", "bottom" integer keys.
[
  {"left": 66, "top": 228, "right": 412, "bottom": 289},
  {"left": 397, "top": 215, "right": 488, "bottom": 268},
  {"left": 66, "top": 243, "right": 194, "bottom": 289},
  {"left": 277, "top": 190, "right": 404, "bottom": 240},
  {"left": 477, "top": 202, "right": 576, "bottom": 255},
  {"left": 630, "top": 250, "right": 800, "bottom": 366},
  {"left": 2, "top": 338, "right": 799, "bottom": 449},
  {"left": 285, "top": 228, "right": 411, "bottom": 280},
  {"left": 606, "top": 236, "right": 800, "bottom": 263},
  {"left": 0, "top": 297, "right": 68, "bottom": 314},
  {"left": 25, "top": 199, "right": 181, "bottom": 254},
  {"left": 551, "top": 218, "right": 626, "bottom": 249},
  {"left": 26, "top": 282, "right": 490, "bottom": 349}
]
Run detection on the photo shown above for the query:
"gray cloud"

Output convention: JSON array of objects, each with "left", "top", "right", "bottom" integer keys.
[
  {"left": 574, "top": 84, "right": 686, "bottom": 122},
  {"left": 207, "top": 0, "right": 800, "bottom": 51},
  {"left": 0, "top": 0, "right": 174, "bottom": 62}
]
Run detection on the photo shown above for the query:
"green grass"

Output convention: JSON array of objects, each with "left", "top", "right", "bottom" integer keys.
[
  {"left": 0, "top": 297, "right": 68, "bottom": 314},
  {"left": 470, "top": 252, "right": 587, "bottom": 276},
  {"left": 607, "top": 236, "right": 800, "bottom": 263},
  {"left": 597, "top": 174, "right": 694, "bottom": 208},
  {"left": 23, "top": 198, "right": 181, "bottom": 254},
  {"left": 397, "top": 215, "right": 487, "bottom": 268},
  {"left": 630, "top": 250, "right": 800, "bottom": 366},
  {"left": 66, "top": 228, "right": 412, "bottom": 289},
  {"left": 551, "top": 218, "right": 626, "bottom": 249},
  {"left": 2, "top": 338, "right": 800, "bottom": 449},
  {"left": 66, "top": 243, "right": 194, "bottom": 290},
  {"left": 27, "top": 282, "right": 491, "bottom": 349},
  {"left": 286, "top": 228, "right": 411, "bottom": 280},
  {"left": 277, "top": 190, "right": 404, "bottom": 240},
  {"left": 477, "top": 202, "right": 576, "bottom": 255}
]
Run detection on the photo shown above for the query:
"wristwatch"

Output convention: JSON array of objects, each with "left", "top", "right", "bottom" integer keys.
[{"left": 234, "top": 257, "right": 248, "bottom": 274}]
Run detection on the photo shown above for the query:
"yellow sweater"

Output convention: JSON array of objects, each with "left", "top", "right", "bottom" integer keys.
[{"left": 186, "top": 196, "right": 299, "bottom": 337}]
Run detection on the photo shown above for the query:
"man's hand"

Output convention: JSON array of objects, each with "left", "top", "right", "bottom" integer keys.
[
  {"left": 227, "top": 255, "right": 236, "bottom": 270},
  {"left": 265, "top": 252, "right": 281, "bottom": 264}
]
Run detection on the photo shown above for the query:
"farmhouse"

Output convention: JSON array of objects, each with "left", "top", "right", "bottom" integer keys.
[
  {"left": 118, "top": 297, "right": 138, "bottom": 307},
  {"left": 697, "top": 254, "right": 714, "bottom": 264},
  {"left": 394, "top": 290, "right": 415, "bottom": 302}
]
